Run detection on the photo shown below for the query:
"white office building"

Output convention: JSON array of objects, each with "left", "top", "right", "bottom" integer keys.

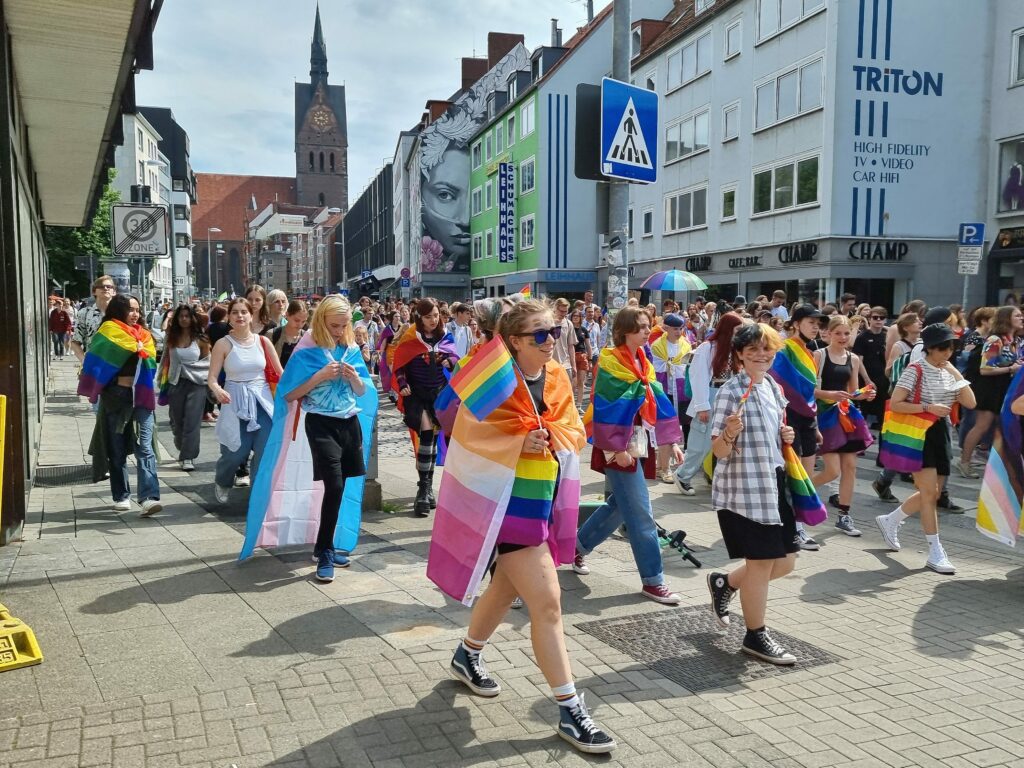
[{"left": 623, "top": 0, "right": 1020, "bottom": 309}]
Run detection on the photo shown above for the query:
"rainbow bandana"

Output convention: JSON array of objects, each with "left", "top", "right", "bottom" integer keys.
[
  {"left": 769, "top": 337, "right": 817, "bottom": 418},
  {"left": 977, "top": 368, "right": 1024, "bottom": 547},
  {"left": 585, "top": 346, "right": 681, "bottom": 450},
  {"left": 78, "top": 320, "right": 157, "bottom": 410}
]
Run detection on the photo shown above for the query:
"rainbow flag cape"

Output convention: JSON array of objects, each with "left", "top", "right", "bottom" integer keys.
[
  {"left": 769, "top": 338, "right": 817, "bottom": 419},
  {"left": 817, "top": 399, "right": 873, "bottom": 453},
  {"left": 77, "top": 319, "right": 158, "bottom": 410},
  {"left": 157, "top": 352, "right": 171, "bottom": 406},
  {"left": 428, "top": 361, "right": 584, "bottom": 605},
  {"left": 589, "top": 346, "right": 681, "bottom": 451},
  {"left": 239, "top": 335, "right": 378, "bottom": 560},
  {"left": 977, "top": 368, "right": 1024, "bottom": 546},
  {"left": 447, "top": 336, "right": 517, "bottom": 421},
  {"left": 783, "top": 444, "right": 827, "bottom": 525}
]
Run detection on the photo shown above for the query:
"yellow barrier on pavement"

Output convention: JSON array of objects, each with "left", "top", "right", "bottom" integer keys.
[{"left": 0, "top": 603, "right": 43, "bottom": 672}]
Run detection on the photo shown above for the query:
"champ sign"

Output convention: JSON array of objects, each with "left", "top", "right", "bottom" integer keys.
[
  {"left": 111, "top": 204, "right": 168, "bottom": 257},
  {"left": 600, "top": 77, "right": 658, "bottom": 183}
]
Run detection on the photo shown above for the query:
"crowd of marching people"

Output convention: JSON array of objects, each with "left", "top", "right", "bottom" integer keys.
[{"left": 61, "top": 277, "right": 1024, "bottom": 755}]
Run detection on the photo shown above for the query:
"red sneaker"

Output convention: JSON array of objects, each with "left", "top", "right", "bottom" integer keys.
[{"left": 641, "top": 584, "right": 681, "bottom": 605}]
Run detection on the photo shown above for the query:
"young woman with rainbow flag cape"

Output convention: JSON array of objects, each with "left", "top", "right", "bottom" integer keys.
[
  {"left": 77, "top": 294, "right": 161, "bottom": 516},
  {"left": 576, "top": 307, "right": 685, "bottom": 605},
  {"left": 427, "top": 298, "right": 616, "bottom": 755},
  {"left": 705, "top": 322, "right": 802, "bottom": 666},
  {"left": 238, "top": 296, "right": 377, "bottom": 582}
]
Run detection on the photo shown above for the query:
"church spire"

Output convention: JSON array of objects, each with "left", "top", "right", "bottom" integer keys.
[{"left": 310, "top": 3, "right": 328, "bottom": 84}]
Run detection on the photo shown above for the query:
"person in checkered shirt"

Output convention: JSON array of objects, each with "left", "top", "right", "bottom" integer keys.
[{"left": 704, "top": 322, "right": 802, "bottom": 666}]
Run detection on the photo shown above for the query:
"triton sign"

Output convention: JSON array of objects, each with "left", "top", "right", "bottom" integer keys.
[{"left": 852, "top": 65, "right": 943, "bottom": 97}]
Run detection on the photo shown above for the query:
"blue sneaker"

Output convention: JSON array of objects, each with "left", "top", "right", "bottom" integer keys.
[
  {"left": 449, "top": 644, "right": 501, "bottom": 697},
  {"left": 312, "top": 548, "right": 351, "bottom": 567},
  {"left": 315, "top": 550, "right": 335, "bottom": 583}
]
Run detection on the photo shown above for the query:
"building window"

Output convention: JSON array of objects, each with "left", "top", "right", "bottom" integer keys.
[
  {"left": 627, "top": 207, "right": 634, "bottom": 241},
  {"left": 696, "top": 0, "right": 715, "bottom": 12},
  {"left": 330, "top": 153, "right": 335, "bottom": 172},
  {"left": 472, "top": 233, "right": 483, "bottom": 261},
  {"left": 1012, "top": 28, "right": 1024, "bottom": 86},
  {"left": 319, "top": 152, "right": 325, "bottom": 172},
  {"left": 998, "top": 137, "right": 1024, "bottom": 213},
  {"left": 754, "top": 57, "right": 822, "bottom": 130},
  {"left": 642, "top": 207, "right": 654, "bottom": 237},
  {"left": 308, "top": 151, "right": 314, "bottom": 171},
  {"left": 721, "top": 185, "right": 737, "bottom": 221},
  {"left": 666, "top": 31, "right": 712, "bottom": 91},
  {"left": 520, "top": 156, "right": 536, "bottom": 194},
  {"left": 485, "top": 132, "right": 494, "bottom": 162},
  {"left": 175, "top": 233, "right": 190, "bottom": 247},
  {"left": 726, "top": 20, "right": 742, "bottom": 58},
  {"left": 665, "top": 186, "right": 708, "bottom": 233},
  {"left": 665, "top": 108, "right": 710, "bottom": 163},
  {"left": 471, "top": 187, "right": 482, "bottom": 216},
  {"left": 520, "top": 98, "right": 536, "bottom": 138},
  {"left": 137, "top": 160, "right": 145, "bottom": 184},
  {"left": 136, "top": 127, "right": 143, "bottom": 150},
  {"left": 472, "top": 142, "right": 482, "bottom": 169},
  {"left": 520, "top": 214, "right": 536, "bottom": 250},
  {"left": 173, "top": 205, "right": 187, "bottom": 221},
  {"left": 507, "top": 115, "right": 516, "bottom": 145},
  {"left": 645, "top": 70, "right": 656, "bottom": 91},
  {"left": 757, "top": 0, "right": 824, "bottom": 42},
  {"left": 752, "top": 155, "right": 819, "bottom": 215},
  {"left": 485, "top": 229, "right": 495, "bottom": 258},
  {"left": 722, "top": 102, "right": 740, "bottom": 142},
  {"left": 631, "top": 28, "right": 642, "bottom": 58},
  {"left": 485, "top": 180, "right": 494, "bottom": 210},
  {"left": 172, "top": 179, "right": 184, "bottom": 191},
  {"left": 496, "top": 123, "right": 505, "bottom": 155},
  {"left": 318, "top": 192, "right": 326, "bottom": 206}
]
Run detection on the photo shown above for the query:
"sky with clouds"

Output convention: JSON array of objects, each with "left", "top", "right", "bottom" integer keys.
[{"left": 137, "top": 0, "right": 595, "bottom": 198}]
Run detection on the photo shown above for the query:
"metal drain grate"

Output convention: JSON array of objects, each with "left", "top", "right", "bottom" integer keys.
[
  {"left": 34, "top": 464, "right": 94, "bottom": 487},
  {"left": 576, "top": 605, "right": 842, "bottom": 693}
]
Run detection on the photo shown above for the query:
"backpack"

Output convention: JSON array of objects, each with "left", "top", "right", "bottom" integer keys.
[{"left": 889, "top": 342, "right": 917, "bottom": 394}]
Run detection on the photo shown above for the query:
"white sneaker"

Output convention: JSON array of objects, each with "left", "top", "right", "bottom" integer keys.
[
  {"left": 926, "top": 551, "right": 956, "bottom": 575},
  {"left": 659, "top": 470, "right": 675, "bottom": 484},
  {"left": 139, "top": 499, "right": 162, "bottom": 517},
  {"left": 874, "top": 515, "right": 901, "bottom": 551},
  {"left": 214, "top": 485, "right": 231, "bottom": 504},
  {"left": 233, "top": 475, "right": 250, "bottom": 488},
  {"left": 181, "top": 459, "right": 195, "bottom": 472},
  {"left": 672, "top": 473, "right": 695, "bottom": 496},
  {"left": 112, "top": 499, "right": 131, "bottom": 512}
]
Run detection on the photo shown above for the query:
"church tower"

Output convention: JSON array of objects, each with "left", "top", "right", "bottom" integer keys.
[{"left": 295, "top": 5, "right": 348, "bottom": 210}]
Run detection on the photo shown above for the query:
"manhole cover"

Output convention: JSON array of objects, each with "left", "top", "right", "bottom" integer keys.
[
  {"left": 34, "top": 464, "right": 94, "bottom": 487},
  {"left": 576, "top": 605, "right": 842, "bottom": 692}
]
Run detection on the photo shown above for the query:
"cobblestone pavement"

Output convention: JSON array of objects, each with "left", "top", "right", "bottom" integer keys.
[{"left": 1, "top": 360, "right": 1023, "bottom": 767}]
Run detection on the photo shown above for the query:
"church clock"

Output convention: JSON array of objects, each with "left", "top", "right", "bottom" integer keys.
[{"left": 311, "top": 108, "right": 331, "bottom": 130}]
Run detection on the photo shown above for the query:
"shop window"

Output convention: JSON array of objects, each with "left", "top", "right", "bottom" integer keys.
[
  {"left": 664, "top": 185, "right": 708, "bottom": 233},
  {"left": 726, "top": 19, "right": 742, "bottom": 59},
  {"left": 999, "top": 137, "right": 1024, "bottom": 212},
  {"left": 665, "top": 108, "right": 710, "bottom": 163},
  {"left": 752, "top": 155, "right": 818, "bottom": 216},
  {"left": 755, "top": 57, "right": 822, "bottom": 130},
  {"left": 757, "top": 0, "right": 824, "bottom": 42},
  {"left": 667, "top": 31, "right": 712, "bottom": 91}
]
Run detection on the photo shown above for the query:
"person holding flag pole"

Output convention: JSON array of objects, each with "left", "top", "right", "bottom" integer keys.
[{"left": 427, "top": 298, "right": 616, "bottom": 755}]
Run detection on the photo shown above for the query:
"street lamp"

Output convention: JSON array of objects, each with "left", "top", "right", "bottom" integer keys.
[{"left": 206, "top": 226, "right": 221, "bottom": 300}]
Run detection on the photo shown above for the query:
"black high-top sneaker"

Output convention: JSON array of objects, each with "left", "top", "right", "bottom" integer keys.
[{"left": 556, "top": 693, "right": 616, "bottom": 754}]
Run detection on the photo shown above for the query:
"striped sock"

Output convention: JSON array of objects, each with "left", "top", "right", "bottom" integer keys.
[
  {"left": 461, "top": 637, "right": 485, "bottom": 656},
  {"left": 551, "top": 681, "right": 579, "bottom": 709}
]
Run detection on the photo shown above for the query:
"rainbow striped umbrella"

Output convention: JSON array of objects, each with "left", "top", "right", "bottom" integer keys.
[{"left": 640, "top": 269, "right": 708, "bottom": 292}]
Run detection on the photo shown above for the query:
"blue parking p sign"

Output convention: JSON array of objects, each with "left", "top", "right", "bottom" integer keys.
[
  {"left": 958, "top": 222, "right": 985, "bottom": 246},
  {"left": 600, "top": 77, "right": 658, "bottom": 183}
]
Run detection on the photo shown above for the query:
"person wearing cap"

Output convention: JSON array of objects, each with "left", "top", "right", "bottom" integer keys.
[
  {"left": 959, "top": 305, "right": 1024, "bottom": 479},
  {"left": 651, "top": 313, "right": 692, "bottom": 483},
  {"left": 875, "top": 323, "right": 976, "bottom": 574}
]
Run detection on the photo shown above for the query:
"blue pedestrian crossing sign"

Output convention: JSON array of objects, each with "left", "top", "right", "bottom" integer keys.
[{"left": 600, "top": 77, "right": 658, "bottom": 183}]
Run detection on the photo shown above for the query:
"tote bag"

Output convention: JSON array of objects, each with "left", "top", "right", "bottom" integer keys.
[{"left": 878, "top": 363, "right": 938, "bottom": 472}]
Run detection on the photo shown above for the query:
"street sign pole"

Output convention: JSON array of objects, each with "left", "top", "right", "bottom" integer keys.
[
  {"left": 607, "top": 0, "right": 631, "bottom": 319},
  {"left": 957, "top": 222, "right": 985, "bottom": 310}
]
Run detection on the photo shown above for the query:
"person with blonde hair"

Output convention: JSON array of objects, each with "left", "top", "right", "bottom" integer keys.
[
  {"left": 266, "top": 289, "right": 289, "bottom": 329},
  {"left": 429, "top": 298, "right": 615, "bottom": 754}
]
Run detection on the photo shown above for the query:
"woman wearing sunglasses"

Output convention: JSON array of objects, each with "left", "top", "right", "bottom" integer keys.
[
  {"left": 574, "top": 307, "right": 685, "bottom": 605},
  {"left": 432, "top": 299, "right": 615, "bottom": 754}
]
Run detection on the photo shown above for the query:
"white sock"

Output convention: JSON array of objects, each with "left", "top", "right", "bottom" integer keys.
[
  {"left": 551, "top": 681, "right": 580, "bottom": 709},
  {"left": 925, "top": 533, "right": 944, "bottom": 557},
  {"left": 885, "top": 506, "right": 909, "bottom": 525},
  {"left": 795, "top": 521, "right": 806, "bottom": 534}
]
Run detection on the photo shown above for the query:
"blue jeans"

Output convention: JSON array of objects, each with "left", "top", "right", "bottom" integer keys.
[
  {"left": 214, "top": 407, "right": 272, "bottom": 489},
  {"left": 674, "top": 386, "right": 719, "bottom": 484},
  {"left": 577, "top": 461, "right": 664, "bottom": 586},
  {"left": 107, "top": 406, "right": 160, "bottom": 503}
]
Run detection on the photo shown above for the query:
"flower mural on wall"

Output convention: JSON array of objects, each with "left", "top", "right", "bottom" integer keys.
[{"left": 419, "top": 44, "right": 529, "bottom": 275}]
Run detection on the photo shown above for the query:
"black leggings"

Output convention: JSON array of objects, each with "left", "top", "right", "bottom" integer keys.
[
  {"left": 317, "top": 474, "right": 347, "bottom": 552},
  {"left": 304, "top": 412, "right": 365, "bottom": 552}
]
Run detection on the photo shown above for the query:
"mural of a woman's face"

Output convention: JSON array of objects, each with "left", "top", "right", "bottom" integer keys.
[{"left": 422, "top": 147, "right": 471, "bottom": 265}]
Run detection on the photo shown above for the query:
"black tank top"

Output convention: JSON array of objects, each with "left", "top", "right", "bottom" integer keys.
[{"left": 821, "top": 351, "right": 853, "bottom": 392}]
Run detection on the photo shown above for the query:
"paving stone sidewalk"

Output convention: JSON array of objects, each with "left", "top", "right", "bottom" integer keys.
[{"left": 1, "top": 360, "right": 1023, "bottom": 768}]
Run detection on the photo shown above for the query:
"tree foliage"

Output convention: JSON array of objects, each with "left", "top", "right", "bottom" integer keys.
[{"left": 44, "top": 167, "right": 121, "bottom": 297}]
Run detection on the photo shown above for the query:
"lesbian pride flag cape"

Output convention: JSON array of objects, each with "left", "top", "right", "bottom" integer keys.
[
  {"left": 769, "top": 337, "right": 817, "bottom": 419},
  {"left": 78, "top": 320, "right": 157, "bottom": 410},
  {"left": 427, "top": 361, "right": 585, "bottom": 606},
  {"left": 977, "top": 368, "right": 1024, "bottom": 547},
  {"left": 239, "top": 334, "right": 378, "bottom": 560}
]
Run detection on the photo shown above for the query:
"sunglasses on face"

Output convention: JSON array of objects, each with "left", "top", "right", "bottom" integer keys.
[
  {"left": 513, "top": 326, "right": 562, "bottom": 344},
  {"left": 870, "top": 315, "right": 886, "bottom": 320}
]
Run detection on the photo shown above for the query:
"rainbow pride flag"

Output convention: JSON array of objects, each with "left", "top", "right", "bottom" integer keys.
[
  {"left": 769, "top": 338, "right": 817, "bottom": 418},
  {"left": 77, "top": 320, "right": 157, "bottom": 410},
  {"left": 448, "top": 336, "right": 518, "bottom": 421},
  {"left": 977, "top": 368, "right": 1024, "bottom": 547},
  {"left": 878, "top": 406, "right": 938, "bottom": 472},
  {"left": 783, "top": 444, "right": 827, "bottom": 525},
  {"left": 590, "top": 346, "right": 681, "bottom": 450},
  {"left": 520, "top": 284, "right": 532, "bottom": 297}
]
